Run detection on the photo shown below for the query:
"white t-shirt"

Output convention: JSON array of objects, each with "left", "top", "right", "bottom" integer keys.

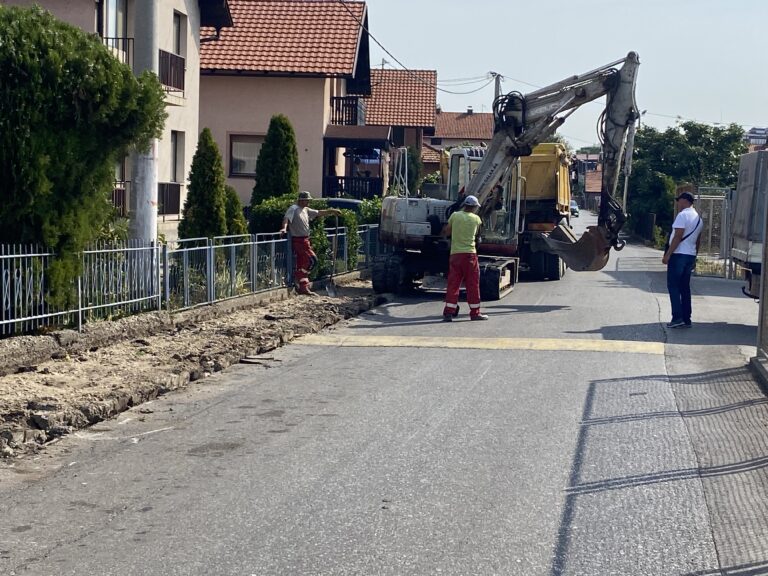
[
  {"left": 669, "top": 206, "right": 702, "bottom": 256},
  {"left": 284, "top": 205, "right": 319, "bottom": 237}
]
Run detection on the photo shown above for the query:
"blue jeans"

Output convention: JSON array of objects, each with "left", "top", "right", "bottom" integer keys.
[{"left": 667, "top": 253, "right": 696, "bottom": 322}]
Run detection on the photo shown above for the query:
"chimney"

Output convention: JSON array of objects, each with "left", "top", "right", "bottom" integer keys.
[{"left": 467, "top": 106, "right": 473, "bottom": 115}]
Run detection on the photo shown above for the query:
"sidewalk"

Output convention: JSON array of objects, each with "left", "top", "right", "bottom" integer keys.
[{"left": 652, "top": 271, "right": 768, "bottom": 572}]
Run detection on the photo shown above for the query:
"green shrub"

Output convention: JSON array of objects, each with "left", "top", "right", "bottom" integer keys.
[
  {"left": 249, "top": 193, "right": 360, "bottom": 276},
  {"left": 359, "top": 197, "right": 382, "bottom": 224},
  {"left": 0, "top": 5, "right": 166, "bottom": 307}
]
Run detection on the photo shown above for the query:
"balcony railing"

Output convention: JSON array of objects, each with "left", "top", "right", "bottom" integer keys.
[
  {"left": 112, "top": 180, "right": 130, "bottom": 217},
  {"left": 102, "top": 37, "right": 134, "bottom": 71},
  {"left": 159, "top": 50, "right": 185, "bottom": 92},
  {"left": 158, "top": 182, "right": 182, "bottom": 220},
  {"left": 330, "top": 96, "right": 366, "bottom": 126},
  {"left": 324, "top": 176, "right": 382, "bottom": 200}
]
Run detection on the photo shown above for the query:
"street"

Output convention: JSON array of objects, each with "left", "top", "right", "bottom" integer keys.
[{"left": 1, "top": 211, "right": 766, "bottom": 576}]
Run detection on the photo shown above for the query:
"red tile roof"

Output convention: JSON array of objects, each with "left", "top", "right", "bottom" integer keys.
[
  {"left": 421, "top": 143, "right": 442, "bottom": 164},
  {"left": 366, "top": 69, "right": 436, "bottom": 128},
  {"left": 200, "top": 0, "right": 366, "bottom": 75},
  {"left": 434, "top": 110, "right": 493, "bottom": 140}
]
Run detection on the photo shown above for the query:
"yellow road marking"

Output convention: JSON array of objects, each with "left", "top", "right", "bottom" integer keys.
[{"left": 297, "top": 334, "right": 664, "bottom": 355}]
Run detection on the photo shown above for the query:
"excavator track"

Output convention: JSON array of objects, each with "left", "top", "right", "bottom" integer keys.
[{"left": 479, "top": 257, "right": 519, "bottom": 301}]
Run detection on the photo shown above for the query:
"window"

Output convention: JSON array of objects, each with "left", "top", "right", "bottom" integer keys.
[
  {"left": 230, "top": 135, "right": 264, "bottom": 177},
  {"left": 98, "top": 0, "right": 127, "bottom": 38},
  {"left": 172, "top": 12, "right": 186, "bottom": 56},
  {"left": 170, "top": 131, "right": 184, "bottom": 182},
  {"left": 430, "top": 137, "right": 443, "bottom": 145}
]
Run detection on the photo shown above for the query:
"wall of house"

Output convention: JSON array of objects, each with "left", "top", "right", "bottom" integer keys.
[
  {"left": 156, "top": 0, "right": 201, "bottom": 242},
  {"left": 200, "top": 75, "right": 329, "bottom": 207},
  {"left": 2, "top": 0, "right": 96, "bottom": 31}
]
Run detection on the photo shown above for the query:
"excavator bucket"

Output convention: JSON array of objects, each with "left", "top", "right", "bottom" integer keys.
[{"left": 531, "top": 224, "right": 612, "bottom": 272}]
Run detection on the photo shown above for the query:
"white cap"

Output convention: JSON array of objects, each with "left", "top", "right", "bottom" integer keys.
[{"left": 463, "top": 195, "right": 480, "bottom": 206}]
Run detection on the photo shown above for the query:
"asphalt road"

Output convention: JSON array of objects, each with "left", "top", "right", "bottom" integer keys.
[{"left": 0, "top": 211, "right": 763, "bottom": 576}]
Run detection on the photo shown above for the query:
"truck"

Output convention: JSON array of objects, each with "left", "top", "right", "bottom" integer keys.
[
  {"left": 731, "top": 150, "right": 768, "bottom": 298},
  {"left": 373, "top": 52, "right": 641, "bottom": 300},
  {"left": 441, "top": 142, "right": 573, "bottom": 281}
]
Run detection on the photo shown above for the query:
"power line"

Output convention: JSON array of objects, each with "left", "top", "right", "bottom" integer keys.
[{"left": 334, "top": 0, "right": 492, "bottom": 95}]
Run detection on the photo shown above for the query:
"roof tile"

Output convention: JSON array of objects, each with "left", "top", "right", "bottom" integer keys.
[
  {"left": 201, "top": 0, "right": 366, "bottom": 75},
  {"left": 366, "top": 69, "right": 436, "bottom": 128},
  {"left": 434, "top": 110, "right": 493, "bottom": 141}
]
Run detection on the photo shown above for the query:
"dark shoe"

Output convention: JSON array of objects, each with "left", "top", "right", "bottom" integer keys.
[
  {"left": 471, "top": 314, "right": 489, "bottom": 321},
  {"left": 442, "top": 314, "right": 453, "bottom": 322},
  {"left": 680, "top": 321, "right": 692, "bottom": 328},
  {"left": 666, "top": 319, "right": 685, "bottom": 328}
]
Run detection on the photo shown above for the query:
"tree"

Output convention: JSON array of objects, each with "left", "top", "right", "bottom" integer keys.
[
  {"left": 178, "top": 128, "right": 227, "bottom": 239},
  {"left": 250, "top": 114, "right": 299, "bottom": 210},
  {"left": 0, "top": 5, "right": 166, "bottom": 306},
  {"left": 224, "top": 185, "right": 248, "bottom": 236},
  {"left": 406, "top": 146, "right": 423, "bottom": 194},
  {"left": 626, "top": 121, "right": 746, "bottom": 235}
]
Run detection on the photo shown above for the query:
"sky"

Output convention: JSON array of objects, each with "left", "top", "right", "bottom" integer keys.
[{"left": 361, "top": 0, "right": 767, "bottom": 149}]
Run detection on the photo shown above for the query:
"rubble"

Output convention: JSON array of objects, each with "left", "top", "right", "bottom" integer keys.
[{"left": 0, "top": 281, "right": 381, "bottom": 458}]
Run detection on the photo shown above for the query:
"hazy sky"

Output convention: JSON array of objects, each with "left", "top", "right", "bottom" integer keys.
[{"left": 362, "top": 0, "right": 767, "bottom": 148}]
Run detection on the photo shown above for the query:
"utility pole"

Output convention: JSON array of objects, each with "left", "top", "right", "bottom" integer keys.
[{"left": 490, "top": 71, "right": 503, "bottom": 100}]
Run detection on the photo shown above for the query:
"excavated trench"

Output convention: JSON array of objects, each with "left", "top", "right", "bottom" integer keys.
[{"left": 0, "top": 281, "right": 382, "bottom": 458}]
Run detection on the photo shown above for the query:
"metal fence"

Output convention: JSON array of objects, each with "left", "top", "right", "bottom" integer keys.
[
  {"left": 1, "top": 225, "right": 380, "bottom": 337},
  {"left": 673, "top": 186, "right": 736, "bottom": 279}
]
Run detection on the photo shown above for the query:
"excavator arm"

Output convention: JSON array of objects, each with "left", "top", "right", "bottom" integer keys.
[{"left": 463, "top": 52, "right": 640, "bottom": 271}]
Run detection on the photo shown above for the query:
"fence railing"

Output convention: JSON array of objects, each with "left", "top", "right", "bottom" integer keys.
[
  {"left": 159, "top": 49, "right": 185, "bottom": 92},
  {"left": 0, "top": 226, "right": 380, "bottom": 337}
]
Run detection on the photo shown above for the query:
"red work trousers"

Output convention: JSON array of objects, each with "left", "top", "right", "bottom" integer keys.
[
  {"left": 291, "top": 236, "right": 317, "bottom": 294},
  {"left": 443, "top": 252, "right": 482, "bottom": 318}
]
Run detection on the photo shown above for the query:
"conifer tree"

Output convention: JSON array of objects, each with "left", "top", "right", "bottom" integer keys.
[
  {"left": 224, "top": 185, "right": 248, "bottom": 236},
  {"left": 178, "top": 128, "right": 227, "bottom": 239},
  {"left": 250, "top": 114, "right": 299, "bottom": 209}
]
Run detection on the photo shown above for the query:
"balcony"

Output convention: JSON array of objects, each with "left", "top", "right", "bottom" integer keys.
[
  {"left": 324, "top": 176, "right": 382, "bottom": 200},
  {"left": 330, "top": 96, "right": 366, "bottom": 126},
  {"left": 102, "top": 37, "right": 133, "bottom": 71},
  {"left": 112, "top": 181, "right": 130, "bottom": 217},
  {"left": 159, "top": 49, "right": 185, "bottom": 92},
  {"left": 158, "top": 182, "right": 182, "bottom": 221}
]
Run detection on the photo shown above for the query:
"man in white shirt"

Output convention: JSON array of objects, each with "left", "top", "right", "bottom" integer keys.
[
  {"left": 662, "top": 192, "right": 702, "bottom": 328},
  {"left": 279, "top": 191, "right": 340, "bottom": 295}
]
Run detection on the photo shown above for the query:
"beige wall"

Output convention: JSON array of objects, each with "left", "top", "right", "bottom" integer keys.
[
  {"left": 155, "top": 0, "right": 200, "bottom": 189},
  {"left": 2, "top": 0, "right": 96, "bottom": 31},
  {"left": 201, "top": 75, "right": 330, "bottom": 206}
]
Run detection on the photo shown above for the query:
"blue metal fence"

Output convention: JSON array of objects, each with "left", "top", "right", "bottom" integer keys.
[{"left": 0, "top": 225, "right": 380, "bottom": 336}]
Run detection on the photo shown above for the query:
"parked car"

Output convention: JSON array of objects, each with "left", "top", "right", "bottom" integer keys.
[
  {"left": 325, "top": 198, "right": 363, "bottom": 215},
  {"left": 570, "top": 200, "right": 580, "bottom": 217}
]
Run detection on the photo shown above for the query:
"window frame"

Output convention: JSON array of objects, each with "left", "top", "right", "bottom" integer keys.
[{"left": 229, "top": 134, "right": 265, "bottom": 178}]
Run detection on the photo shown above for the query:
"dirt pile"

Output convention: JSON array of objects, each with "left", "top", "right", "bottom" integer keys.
[{"left": 0, "top": 282, "right": 380, "bottom": 458}]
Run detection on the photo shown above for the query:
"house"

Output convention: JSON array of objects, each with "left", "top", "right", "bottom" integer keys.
[
  {"left": 200, "top": 0, "right": 390, "bottom": 203},
  {"left": 584, "top": 162, "right": 603, "bottom": 211},
  {"left": 4, "top": 0, "right": 233, "bottom": 241},
  {"left": 746, "top": 127, "right": 768, "bottom": 152},
  {"left": 429, "top": 107, "right": 493, "bottom": 150},
  {"left": 365, "top": 68, "right": 437, "bottom": 152}
]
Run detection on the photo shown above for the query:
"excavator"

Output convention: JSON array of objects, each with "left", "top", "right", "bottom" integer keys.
[{"left": 374, "top": 52, "right": 640, "bottom": 300}]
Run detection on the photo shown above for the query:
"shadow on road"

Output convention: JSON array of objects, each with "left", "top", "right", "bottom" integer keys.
[
  {"left": 566, "top": 321, "right": 756, "bottom": 346},
  {"left": 549, "top": 365, "right": 768, "bottom": 576}
]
